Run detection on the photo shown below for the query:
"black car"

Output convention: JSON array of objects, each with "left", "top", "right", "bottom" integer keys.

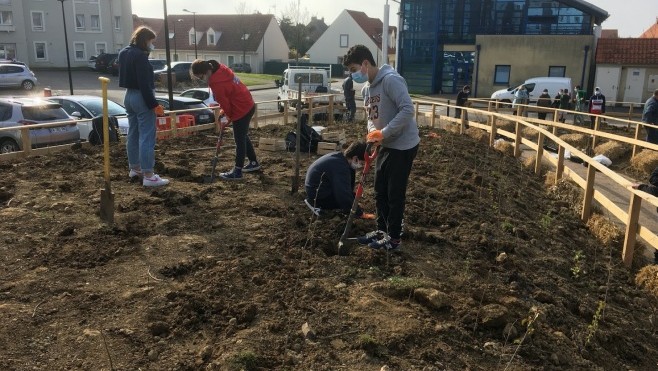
[
  {"left": 95, "top": 53, "right": 118, "bottom": 73},
  {"left": 108, "top": 56, "right": 119, "bottom": 76},
  {"left": 154, "top": 96, "right": 215, "bottom": 125},
  {"left": 153, "top": 62, "right": 193, "bottom": 82}
]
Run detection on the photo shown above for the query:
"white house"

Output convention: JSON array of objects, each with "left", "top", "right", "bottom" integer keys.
[{"left": 306, "top": 10, "right": 396, "bottom": 67}]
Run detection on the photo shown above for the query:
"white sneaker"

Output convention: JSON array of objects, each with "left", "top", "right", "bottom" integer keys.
[
  {"left": 143, "top": 174, "right": 170, "bottom": 187},
  {"left": 129, "top": 169, "right": 142, "bottom": 178}
]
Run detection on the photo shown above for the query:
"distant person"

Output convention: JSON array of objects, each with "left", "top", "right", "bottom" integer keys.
[
  {"left": 642, "top": 89, "right": 658, "bottom": 144},
  {"left": 191, "top": 59, "right": 260, "bottom": 180},
  {"left": 118, "top": 26, "right": 169, "bottom": 187},
  {"left": 304, "top": 141, "right": 373, "bottom": 218},
  {"left": 342, "top": 73, "right": 356, "bottom": 122},
  {"left": 455, "top": 85, "right": 471, "bottom": 119},
  {"left": 588, "top": 87, "right": 606, "bottom": 129},
  {"left": 558, "top": 89, "right": 571, "bottom": 123},
  {"left": 536, "top": 88, "right": 552, "bottom": 120},
  {"left": 573, "top": 85, "right": 587, "bottom": 125},
  {"left": 513, "top": 85, "right": 529, "bottom": 117}
]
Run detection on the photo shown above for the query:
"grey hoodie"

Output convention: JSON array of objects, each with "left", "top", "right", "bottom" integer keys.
[{"left": 363, "top": 65, "right": 420, "bottom": 151}]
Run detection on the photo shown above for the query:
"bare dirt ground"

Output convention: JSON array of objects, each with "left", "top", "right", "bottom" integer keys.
[{"left": 1, "top": 121, "right": 658, "bottom": 370}]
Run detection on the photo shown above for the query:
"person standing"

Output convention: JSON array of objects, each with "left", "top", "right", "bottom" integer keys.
[
  {"left": 343, "top": 44, "right": 420, "bottom": 251},
  {"left": 588, "top": 87, "right": 606, "bottom": 129},
  {"left": 342, "top": 73, "right": 356, "bottom": 122},
  {"left": 573, "top": 85, "right": 587, "bottom": 125},
  {"left": 455, "top": 85, "right": 471, "bottom": 119},
  {"left": 536, "top": 88, "right": 552, "bottom": 121},
  {"left": 118, "top": 26, "right": 169, "bottom": 187},
  {"left": 558, "top": 89, "right": 571, "bottom": 123},
  {"left": 513, "top": 85, "right": 529, "bottom": 117},
  {"left": 191, "top": 60, "right": 260, "bottom": 180},
  {"left": 642, "top": 89, "right": 658, "bottom": 144}
]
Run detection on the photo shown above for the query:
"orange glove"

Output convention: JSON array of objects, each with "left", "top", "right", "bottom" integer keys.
[
  {"left": 358, "top": 212, "right": 376, "bottom": 220},
  {"left": 154, "top": 105, "right": 165, "bottom": 117},
  {"left": 367, "top": 129, "right": 384, "bottom": 143}
]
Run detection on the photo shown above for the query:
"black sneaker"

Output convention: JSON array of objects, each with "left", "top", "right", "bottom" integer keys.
[
  {"left": 220, "top": 168, "right": 243, "bottom": 180},
  {"left": 243, "top": 161, "right": 261, "bottom": 173},
  {"left": 357, "top": 230, "right": 386, "bottom": 245},
  {"left": 368, "top": 235, "right": 401, "bottom": 251}
]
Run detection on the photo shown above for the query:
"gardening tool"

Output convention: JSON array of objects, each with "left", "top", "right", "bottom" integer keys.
[
  {"left": 98, "top": 77, "right": 114, "bottom": 225},
  {"left": 203, "top": 117, "right": 230, "bottom": 183},
  {"left": 337, "top": 142, "right": 379, "bottom": 255}
]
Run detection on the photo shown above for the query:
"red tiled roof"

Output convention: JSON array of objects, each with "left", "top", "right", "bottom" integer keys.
[
  {"left": 346, "top": 10, "right": 396, "bottom": 54},
  {"left": 595, "top": 38, "right": 658, "bottom": 65},
  {"left": 132, "top": 14, "right": 273, "bottom": 53},
  {"left": 640, "top": 19, "right": 658, "bottom": 38}
]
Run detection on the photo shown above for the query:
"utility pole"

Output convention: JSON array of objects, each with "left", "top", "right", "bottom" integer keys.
[
  {"left": 183, "top": 9, "right": 197, "bottom": 59},
  {"left": 57, "top": 0, "right": 74, "bottom": 95}
]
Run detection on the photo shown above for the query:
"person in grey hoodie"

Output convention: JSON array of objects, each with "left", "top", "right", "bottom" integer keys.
[{"left": 343, "top": 44, "right": 420, "bottom": 251}]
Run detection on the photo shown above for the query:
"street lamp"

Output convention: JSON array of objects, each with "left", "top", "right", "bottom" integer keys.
[
  {"left": 172, "top": 18, "right": 183, "bottom": 61},
  {"left": 57, "top": 0, "right": 74, "bottom": 95},
  {"left": 182, "top": 9, "right": 197, "bottom": 59}
]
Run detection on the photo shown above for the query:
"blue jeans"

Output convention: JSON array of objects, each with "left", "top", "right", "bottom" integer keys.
[{"left": 123, "top": 89, "right": 156, "bottom": 173}]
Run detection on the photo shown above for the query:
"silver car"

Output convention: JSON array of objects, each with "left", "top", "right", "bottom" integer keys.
[
  {"left": 0, "top": 98, "right": 79, "bottom": 153},
  {"left": 0, "top": 63, "right": 37, "bottom": 90},
  {"left": 48, "top": 95, "right": 129, "bottom": 139}
]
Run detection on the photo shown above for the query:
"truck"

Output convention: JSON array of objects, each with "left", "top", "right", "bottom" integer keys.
[
  {"left": 274, "top": 65, "right": 344, "bottom": 113},
  {"left": 490, "top": 77, "right": 572, "bottom": 104}
]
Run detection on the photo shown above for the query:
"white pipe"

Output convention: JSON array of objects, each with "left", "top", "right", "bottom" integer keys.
[{"left": 382, "top": 1, "right": 390, "bottom": 65}]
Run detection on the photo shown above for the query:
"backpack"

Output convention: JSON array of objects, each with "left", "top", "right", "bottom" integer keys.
[
  {"left": 89, "top": 116, "right": 120, "bottom": 145},
  {"left": 285, "top": 114, "right": 321, "bottom": 152}
]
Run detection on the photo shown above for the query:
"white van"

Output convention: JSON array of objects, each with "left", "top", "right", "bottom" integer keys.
[{"left": 491, "top": 77, "right": 572, "bottom": 103}]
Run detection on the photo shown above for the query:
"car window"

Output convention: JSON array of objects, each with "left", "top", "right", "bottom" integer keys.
[
  {"left": 0, "top": 66, "right": 8, "bottom": 74},
  {"left": 0, "top": 104, "right": 12, "bottom": 121},
  {"left": 22, "top": 105, "right": 69, "bottom": 121},
  {"left": 78, "top": 99, "right": 126, "bottom": 117},
  {"left": 59, "top": 100, "right": 91, "bottom": 118},
  {"left": 5, "top": 66, "right": 23, "bottom": 73},
  {"left": 156, "top": 99, "right": 170, "bottom": 109},
  {"left": 525, "top": 83, "right": 536, "bottom": 93},
  {"left": 180, "top": 91, "right": 194, "bottom": 98}
]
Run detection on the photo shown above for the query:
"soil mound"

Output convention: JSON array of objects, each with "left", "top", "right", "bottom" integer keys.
[{"left": 0, "top": 122, "right": 657, "bottom": 370}]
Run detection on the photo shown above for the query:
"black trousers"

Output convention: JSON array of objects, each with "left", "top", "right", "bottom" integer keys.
[
  {"left": 232, "top": 105, "right": 257, "bottom": 168},
  {"left": 374, "top": 145, "right": 418, "bottom": 239},
  {"left": 345, "top": 97, "right": 356, "bottom": 121}
]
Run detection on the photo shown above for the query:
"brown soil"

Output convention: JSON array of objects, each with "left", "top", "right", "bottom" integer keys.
[{"left": 1, "top": 121, "right": 658, "bottom": 370}]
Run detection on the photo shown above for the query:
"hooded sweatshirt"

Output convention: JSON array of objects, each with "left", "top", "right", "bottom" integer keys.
[
  {"left": 207, "top": 64, "right": 254, "bottom": 121},
  {"left": 364, "top": 65, "right": 420, "bottom": 151}
]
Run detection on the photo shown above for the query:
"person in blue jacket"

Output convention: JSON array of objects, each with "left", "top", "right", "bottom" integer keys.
[
  {"left": 642, "top": 89, "right": 658, "bottom": 144},
  {"left": 118, "top": 26, "right": 168, "bottom": 187},
  {"left": 305, "top": 141, "right": 372, "bottom": 218}
]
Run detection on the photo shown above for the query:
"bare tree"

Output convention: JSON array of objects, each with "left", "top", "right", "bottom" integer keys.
[
  {"left": 279, "top": 0, "right": 311, "bottom": 61},
  {"left": 236, "top": 1, "right": 251, "bottom": 69}
]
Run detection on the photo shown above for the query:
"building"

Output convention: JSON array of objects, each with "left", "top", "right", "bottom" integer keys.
[
  {"left": 0, "top": 0, "right": 132, "bottom": 68},
  {"left": 639, "top": 18, "right": 658, "bottom": 38},
  {"left": 395, "top": 0, "right": 609, "bottom": 95},
  {"left": 134, "top": 13, "right": 288, "bottom": 73},
  {"left": 306, "top": 10, "right": 396, "bottom": 67}
]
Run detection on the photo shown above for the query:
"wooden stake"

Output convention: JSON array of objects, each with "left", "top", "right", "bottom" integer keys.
[{"left": 622, "top": 193, "right": 642, "bottom": 268}]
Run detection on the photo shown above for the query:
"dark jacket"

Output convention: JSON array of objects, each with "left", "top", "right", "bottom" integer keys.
[
  {"left": 537, "top": 92, "right": 552, "bottom": 108},
  {"left": 638, "top": 167, "right": 658, "bottom": 197},
  {"left": 589, "top": 92, "right": 606, "bottom": 114},
  {"left": 559, "top": 93, "right": 571, "bottom": 109},
  {"left": 118, "top": 45, "right": 157, "bottom": 109},
  {"left": 643, "top": 96, "right": 658, "bottom": 124},
  {"left": 456, "top": 91, "right": 469, "bottom": 106},
  {"left": 305, "top": 152, "right": 355, "bottom": 211},
  {"left": 343, "top": 76, "right": 355, "bottom": 99}
]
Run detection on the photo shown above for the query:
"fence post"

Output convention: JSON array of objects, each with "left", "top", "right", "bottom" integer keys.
[
  {"left": 622, "top": 193, "right": 642, "bottom": 267},
  {"left": 431, "top": 104, "right": 436, "bottom": 128},
  {"left": 252, "top": 103, "right": 259, "bottom": 129},
  {"left": 460, "top": 111, "right": 466, "bottom": 134},
  {"left": 514, "top": 121, "right": 522, "bottom": 158},
  {"left": 447, "top": 100, "right": 451, "bottom": 118},
  {"left": 490, "top": 114, "right": 498, "bottom": 147},
  {"left": 283, "top": 101, "right": 289, "bottom": 126},
  {"left": 414, "top": 101, "right": 419, "bottom": 121},
  {"left": 20, "top": 127, "right": 32, "bottom": 157},
  {"left": 169, "top": 111, "right": 177, "bottom": 138},
  {"left": 535, "top": 133, "right": 545, "bottom": 175},
  {"left": 591, "top": 116, "right": 600, "bottom": 149},
  {"left": 632, "top": 122, "right": 641, "bottom": 158},
  {"left": 581, "top": 163, "right": 596, "bottom": 222},
  {"left": 328, "top": 95, "right": 334, "bottom": 125},
  {"left": 308, "top": 97, "right": 314, "bottom": 123},
  {"left": 556, "top": 145, "right": 565, "bottom": 182},
  {"left": 627, "top": 104, "right": 633, "bottom": 131}
]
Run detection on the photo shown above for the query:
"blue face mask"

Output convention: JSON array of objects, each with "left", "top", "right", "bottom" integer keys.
[{"left": 351, "top": 64, "right": 368, "bottom": 83}]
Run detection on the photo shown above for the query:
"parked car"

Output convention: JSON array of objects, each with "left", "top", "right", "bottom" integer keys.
[
  {"left": 0, "top": 63, "right": 37, "bottom": 90},
  {"left": 0, "top": 97, "right": 79, "bottom": 153},
  {"left": 108, "top": 57, "right": 119, "bottom": 76},
  {"left": 230, "top": 63, "right": 252, "bottom": 73},
  {"left": 154, "top": 96, "right": 215, "bottom": 124},
  {"left": 490, "top": 77, "right": 573, "bottom": 104},
  {"left": 148, "top": 59, "right": 167, "bottom": 71},
  {"left": 0, "top": 59, "right": 27, "bottom": 66},
  {"left": 153, "top": 61, "right": 193, "bottom": 82},
  {"left": 179, "top": 88, "right": 218, "bottom": 106},
  {"left": 87, "top": 56, "right": 98, "bottom": 70},
  {"left": 95, "top": 53, "right": 118, "bottom": 73},
  {"left": 47, "top": 95, "right": 129, "bottom": 139}
]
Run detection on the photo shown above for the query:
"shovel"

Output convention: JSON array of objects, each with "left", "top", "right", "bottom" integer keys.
[
  {"left": 203, "top": 118, "right": 230, "bottom": 183},
  {"left": 98, "top": 77, "right": 114, "bottom": 224},
  {"left": 337, "top": 142, "right": 378, "bottom": 255}
]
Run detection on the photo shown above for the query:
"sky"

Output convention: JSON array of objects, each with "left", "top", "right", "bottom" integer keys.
[{"left": 132, "top": 0, "right": 658, "bottom": 38}]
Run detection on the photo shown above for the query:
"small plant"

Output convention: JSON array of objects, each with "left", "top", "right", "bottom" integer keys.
[
  {"left": 571, "top": 250, "right": 585, "bottom": 278},
  {"left": 585, "top": 300, "right": 606, "bottom": 347},
  {"left": 358, "top": 334, "right": 387, "bottom": 357},
  {"left": 505, "top": 306, "right": 542, "bottom": 371},
  {"left": 539, "top": 212, "right": 553, "bottom": 230},
  {"left": 501, "top": 220, "right": 514, "bottom": 234},
  {"left": 228, "top": 351, "right": 260, "bottom": 371},
  {"left": 386, "top": 276, "right": 423, "bottom": 291}
]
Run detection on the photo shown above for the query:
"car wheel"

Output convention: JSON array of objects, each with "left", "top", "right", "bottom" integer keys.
[
  {"left": 277, "top": 97, "right": 284, "bottom": 113},
  {"left": 0, "top": 138, "right": 20, "bottom": 153},
  {"left": 21, "top": 80, "right": 35, "bottom": 90}
]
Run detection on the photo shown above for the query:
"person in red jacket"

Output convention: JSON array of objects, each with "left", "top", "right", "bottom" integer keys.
[{"left": 191, "top": 60, "right": 260, "bottom": 179}]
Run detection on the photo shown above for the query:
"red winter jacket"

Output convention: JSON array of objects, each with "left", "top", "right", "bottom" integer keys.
[{"left": 207, "top": 64, "right": 254, "bottom": 122}]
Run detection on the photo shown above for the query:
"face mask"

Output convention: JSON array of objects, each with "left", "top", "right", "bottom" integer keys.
[
  {"left": 351, "top": 64, "right": 368, "bottom": 84},
  {"left": 465, "top": 90, "right": 470, "bottom": 94},
  {"left": 351, "top": 160, "right": 363, "bottom": 170},
  {"left": 148, "top": 43, "right": 155, "bottom": 51}
]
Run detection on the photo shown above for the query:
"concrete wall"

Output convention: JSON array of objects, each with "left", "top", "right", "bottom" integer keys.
[{"left": 475, "top": 35, "right": 595, "bottom": 98}]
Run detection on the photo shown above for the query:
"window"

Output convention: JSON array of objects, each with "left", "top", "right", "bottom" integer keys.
[
  {"left": 74, "top": 42, "right": 86, "bottom": 61},
  {"left": 95, "top": 42, "right": 106, "bottom": 55},
  {"left": 34, "top": 42, "right": 47, "bottom": 60},
  {"left": 0, "top": 11, "right": 12, "bottom": 25},
  {"left": 31, "top": 11, "right": 44, "bottom": 31},
  {"left": 208, "top": 32, "right": 215, "bottom": 45},
  {"left": 227, "top": 55, "right": 234, "bottom": 66},
  {"left": 188, "top": 29, "right": 196, "bottom": 45},
  {"left": 90, "top": 15, "right": 100, "bottom": 31},
  {"left": 75, "top": 14, "right": 85, "bottom": 30},
  {"left": 340, "top": 34, "right": 349, "bottom": 48},
  {"left": 548, "top": 66, "right": 566, "bottom": 77},
  {"left": 113, "top": 16, "right": 121, "bottom": 30},
  {"left": 0, "top": 43, "right": 16, "bottom": 59},
  {"left": 0, "top": 0, "right": 10, "bottom": 5},
  {"left": 494, "top": 65, "right": 511, "bottom": 85}
]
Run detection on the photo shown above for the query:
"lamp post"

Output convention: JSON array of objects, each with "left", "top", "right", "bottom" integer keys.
[
  {"left": 57, "top": 0, "right": 74, "bottom": 95},
  {"left": 172, "top": 18, "right": 182, "bottom": 61},
  {"left": 183, "top": 9, "right": 197, "bottom": 59}
]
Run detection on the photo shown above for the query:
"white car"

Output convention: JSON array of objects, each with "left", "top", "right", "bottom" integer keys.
[
  {"left": 87, "top": 56, "right": 97, "bottom": 71},
  {"left": 179, "top": 88, "right": 218, "bottom": 106},
  {"left": 47, "top": 95, "right": 130, "bottom": 140}
]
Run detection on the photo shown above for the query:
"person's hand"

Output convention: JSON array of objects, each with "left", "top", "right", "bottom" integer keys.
[
  {"left": 366, "top": 129, "right": 383, "bottom": 143},
  {"left": 631, "top": 183, "right": 641, "bottom": 190},
  {"left": 154, "top": 105, "right": 165, "bottom": 117},
  {"left": 358, "top": 212, "right": 376, "bottom": 220}
]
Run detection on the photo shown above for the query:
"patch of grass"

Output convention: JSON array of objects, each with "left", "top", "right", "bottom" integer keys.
[
  {"left": 571, "top": 250, "right": 585, "bottom": 279},
  {"left": 386, "top": 276, "right": 423, "bottom": 290},
  {"left": 540, "top": 213, "right": 553, "bottom": 230},
  {"left": 501, "top": 220, "right": 514, "bottom": 234},
  {"left": 358, "top": 334, "right": 387, "bottom": 357},
  {"left": 228, "top": 351, "right": 261, "bottom": 371},
  {"left": 235, "top": 73, "right": 280, "bottom": 86}
]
